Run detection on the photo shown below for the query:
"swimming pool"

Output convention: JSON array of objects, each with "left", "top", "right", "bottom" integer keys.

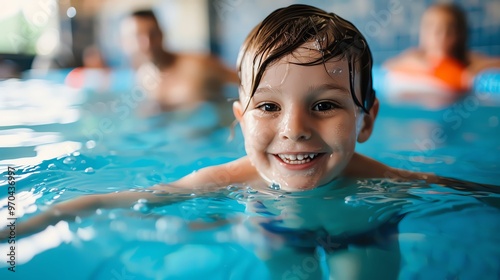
[{"left": 0, "top": 77, "right": 499, "bottom": 279}]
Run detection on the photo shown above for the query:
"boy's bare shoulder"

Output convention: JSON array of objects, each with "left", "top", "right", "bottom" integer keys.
[
  {"left": 344, "top": 153, "right": 440, "bottom": 182},
  {"left": 173, "top": 156, "right": 260, "bottom": 190},
  {"left": 342, "top": 153, "right": 394, "bottom": 178}
]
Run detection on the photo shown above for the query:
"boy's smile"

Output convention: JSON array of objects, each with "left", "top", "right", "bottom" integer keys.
[{"left": 234, "top": 47, "right": 376, "bottom": 191}]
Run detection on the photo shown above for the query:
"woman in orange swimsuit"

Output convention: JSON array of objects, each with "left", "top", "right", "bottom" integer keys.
[{"left": 384, "top": 3, "right": 500, "bottom": 107}]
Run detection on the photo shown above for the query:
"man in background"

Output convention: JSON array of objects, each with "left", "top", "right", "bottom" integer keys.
[{"left": 120, "top": 10, "right": 239, "bottom": 111}]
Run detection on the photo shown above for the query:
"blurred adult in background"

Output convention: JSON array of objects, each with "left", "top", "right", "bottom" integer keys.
[
  {"left": 384, "top": 3, "right": 500, "bottom": 108},
  {"left": 65, "top": 45, "right": 111, "bottom": 91},
  {"left": 120, "top": 9, "right": 239, "bottom": 112}
]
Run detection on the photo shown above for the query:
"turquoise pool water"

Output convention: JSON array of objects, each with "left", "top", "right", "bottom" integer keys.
[{"left": 0, "top": 78, "right": 499, "bottom": 280}]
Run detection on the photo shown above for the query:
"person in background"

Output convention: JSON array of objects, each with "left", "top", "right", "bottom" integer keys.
[
  {"left": 120, "top": 9, "right": 239, "bottom": 112},
  {"left": 383, "top": 3, "right": 500, "bottom": 107},
  {"left": 5, "top": 5, "right": 497, "bottom": 278},
  {"left": 65, "top": 45, "right": 111, "bottom": 91}
]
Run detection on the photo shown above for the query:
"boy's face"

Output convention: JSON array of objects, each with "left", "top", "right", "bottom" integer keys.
[{"left": 234, "top": 46, "right": 377, "bottom": 191}]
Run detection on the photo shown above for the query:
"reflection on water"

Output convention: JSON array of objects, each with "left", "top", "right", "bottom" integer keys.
[
  {"left": 1, "top": 176, "right": 498, "bottom": 279},
  {"left": 0, "top": 79, "right": 499, "bottom": 279}
]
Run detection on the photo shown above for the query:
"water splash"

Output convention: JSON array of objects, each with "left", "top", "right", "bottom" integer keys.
[
  {"left": 246, "top": 187, "right": 258, "bottom": 194},
  {"left": 84, "top": 167, "right": 95, "bottom": 174},
  {"left": 62, "top": 156, "right": 76, "bottom": 165},
  {"left": 132, "top": 199, "right": 151, "bottom": 213}
]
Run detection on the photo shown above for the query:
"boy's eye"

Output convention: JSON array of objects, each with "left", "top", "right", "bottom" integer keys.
[
  {"left": 257, "top": 103, "right": 280, "bottom": 112},
  {"left": 312, "top": 102, "right": 337, "bottom": 111}
]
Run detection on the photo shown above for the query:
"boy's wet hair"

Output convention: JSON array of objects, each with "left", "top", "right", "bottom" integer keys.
[{"left": 237, "top": 4, "right": 376, "bottom": 114}]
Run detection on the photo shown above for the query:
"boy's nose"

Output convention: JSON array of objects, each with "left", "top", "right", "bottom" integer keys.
[{"left": 280, "top": 110, "right": 312, "bottom": 141}]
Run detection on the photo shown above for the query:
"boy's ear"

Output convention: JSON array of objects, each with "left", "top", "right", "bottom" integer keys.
[
  {"left": 233, "top": 101, "right": 244, "bottom": 127},
  {"left": 357, "top": 98, "right": 379, "bottom": 143}
]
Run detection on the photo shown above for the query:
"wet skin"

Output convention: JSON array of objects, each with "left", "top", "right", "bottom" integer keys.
[{"left": 234, "top": 46, "right": 377, "bottom": 191}]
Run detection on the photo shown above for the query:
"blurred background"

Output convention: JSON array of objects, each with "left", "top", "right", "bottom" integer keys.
[{"left": 0, "top": 0, "right": 498, "bottom": 78}]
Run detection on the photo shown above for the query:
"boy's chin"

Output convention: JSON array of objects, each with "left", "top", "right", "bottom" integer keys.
[
  {"left": 269, "top": 177, "right": 325, "bottom": 192},
  {"left": 264, "top": 172, "right": 343, "bottom": 192}
]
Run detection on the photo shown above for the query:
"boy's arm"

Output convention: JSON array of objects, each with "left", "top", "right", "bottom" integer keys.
[
  {"left": 345, "top": 153, "right": 498, "bottom": 193},
  {"left": 1, "top": 157, "right": 257, "bottom": 240},
  {"left": 11, "top": 191, "right": 161, "bottom": 239}
]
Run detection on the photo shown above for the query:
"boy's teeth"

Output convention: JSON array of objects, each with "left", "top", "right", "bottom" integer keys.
[{"left": 277, "top": 153, "right": 318, "bottom": 164}]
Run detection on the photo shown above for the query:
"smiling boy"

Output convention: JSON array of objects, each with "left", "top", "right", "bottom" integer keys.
[
  {"left": 233, "top": 51, "right": 378, "bottom": 191},
  {"left": 1, "top": 4, "right": 437, "bottom": 240}
]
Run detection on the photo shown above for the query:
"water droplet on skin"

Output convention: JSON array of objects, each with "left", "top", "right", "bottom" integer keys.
[
  {"left": 137, "top": 198, "right": 148, "bottom": 204},
  {"left": 270, "top": 183, "right": 281, "bottom": 190},
  {"left": 84, "top": 167, "right": 95, "bottom": 174},
  {"left": 328, "top": 68, "right": 342, "bottom": 74}
]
